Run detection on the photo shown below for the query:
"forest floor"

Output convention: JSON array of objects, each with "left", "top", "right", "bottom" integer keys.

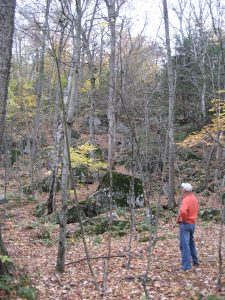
[{"left": 0, "top": 188, "right": 224, "bottom": 300}]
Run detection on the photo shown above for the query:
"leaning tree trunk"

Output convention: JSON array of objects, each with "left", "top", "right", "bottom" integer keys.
[
  {"left": 56, "top": 0, "right": 82, "bottom": 273},
  {"left": 163, "top": 0, "right": 176, "bottom": 209},
  {"left": 48, "top": 23, "right": 66, "bottom": 214},
  {"left": 0, "top": 0, "right": 16, "bottom": 275}
]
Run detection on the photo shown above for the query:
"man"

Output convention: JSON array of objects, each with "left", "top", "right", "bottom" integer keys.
[{"left": 177, "top": 183, "right": 199, "bottom": 271}]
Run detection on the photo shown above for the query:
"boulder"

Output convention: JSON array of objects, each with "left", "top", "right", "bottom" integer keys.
[
  {"left": 92, "top": 171, "right": 144, "bottom": 208},
  {"left": 10, "top": 148, "right": 21, "bottom": 165},
  {"left": 195, "top": 181, "right": 207, "bottom": 194},
  {"left": 0, "top": 195, "right": 7, "bottom": 205},
  {"left": 33, "top": 202, "right": 48, "bottom": 217},
  {"left": 72, "top": 214, "right": 129, "bottom": 236},
  {"left": 34, "top": 172, "right": 144, "bottom": 224},
  {"left": 33, "top": 199, "right": 97, "bottom": 223},
  {"left": 23, "top": 175, "right": 60, "bottom": 194},
  {"left": 81, "top": 114, "right": 109, "bottom": 134},
  {"left": 116, "top": 122, "right": 129, "bottom": 134},
  {"left": 199, "top": 208, "right": 221, "bottom": 222},
  {"left": 71, "top": 129, "right": 80, "bottom": 140}
]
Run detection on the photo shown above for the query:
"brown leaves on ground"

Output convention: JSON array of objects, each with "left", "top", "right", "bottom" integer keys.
[{"left": 1, "top": 194, "right": 224, "bottom": 300}]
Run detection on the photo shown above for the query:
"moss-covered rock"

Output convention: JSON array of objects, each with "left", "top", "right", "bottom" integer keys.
[
  {"left": 34, "top": 172, "right": 144, "bottom": 224},
  {"left": 10, "top": 148, "right": 21, "bottom": 165},
  {"left": 201, "top": 190, "right": 211, "bottom": 197},
  {"left": 87, "top": 216, "right": 129, "bottom": 235},
  {"left": 22, "top": 185, "right": 33, "bottom": 195},
  {"left": 221, "top": 193, "right": 225, "bottom": 204},
  {"left": 39, "top": 176, "right": 60, "bottom": 193},
  {"left": 207, "top": 183, "right": 217, "bottom": 193},
  {"left": 96, "top": 171, "right": 144, "bottom": 207},
  {"left": 33, "top": 202, "right": 48, "bottom": 217},
  {"left": 0, "top": 195, "right": 8, "bottom": 205},
  {"left": 184, "top": 151, "right": 202, "bottom": 161},
  {"left": 199, "top": 208, "right": 221, "bottom": 222},
  {"left": 195, "top": 181, "right": 207, "bottom": 194},
  {"left": 23, "top": 176, "right": 60, "bottom": 194},
  {"left": 72, "top": 165, "right": 94, "bottom": 184}
]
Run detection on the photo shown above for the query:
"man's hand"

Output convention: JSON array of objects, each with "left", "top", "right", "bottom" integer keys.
[{"left": 176, "top": 216, "right": 181, "bottom": 224}]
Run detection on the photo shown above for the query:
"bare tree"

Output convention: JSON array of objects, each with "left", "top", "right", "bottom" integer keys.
[
  {"left": 56, "top": 0, "right": 82, "bottom": 273},
  {"left": 82, "top": 0, "right": 99, "bottom": 146},
  {"left": 162, "top": 0, "right": 176, "bottom": 208},
  {"left": 34, "top": 0, "right": 51, "bottom": 131},
  {"left": 0, "top": 0, "right": 16, "bottom": 150},
  {"left": 0, "top": 0, "right": 16, "bottom": 275},
  {"left": 48, "top": 16, "right": 68, "bottom": 214}
]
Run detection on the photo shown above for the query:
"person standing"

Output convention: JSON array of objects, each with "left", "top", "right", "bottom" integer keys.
[{"left": 177, "top": 183, "right": 199, "bottom": 271}]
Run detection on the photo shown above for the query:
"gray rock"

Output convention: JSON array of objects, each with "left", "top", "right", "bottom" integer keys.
[
  {"left": 90, "top": 171, "right": 144, "bottom": 209},
  {"left": 116, "top": 122, "right": 129, "bottom": 134},
  {"left": 0, "top": 195, "right": 8, "bottom": 205},
  {"left": 81, "top": 114, "right": 109, "bottom": 134}
]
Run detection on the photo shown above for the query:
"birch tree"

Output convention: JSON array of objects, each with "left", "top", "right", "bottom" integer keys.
[
  {"left": 48, "top": 15, "right": 68, "bottom": 214},
  {"left": 56, "top": 0, "right": 82, "bottom": 273}
]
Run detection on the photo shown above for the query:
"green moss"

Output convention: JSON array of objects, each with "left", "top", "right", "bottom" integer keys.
[
  {"left": 195, "top": 181, "right": 207, "bottom": 194},
  {"left": 67, "top": 205, "right": 80, "bottom": 223},
  {"left": 10, "top": 148, "right": 21, "bottom": 165},
  {"left": 99, "top": 171, "right": 143, "bottom": 207},
  {"left": 18, "top": 287, "right": 36, "bottom": 300},
  {"left": 199, "top": 208, "right": 220, "bottom": 221},
  {"left": 206, "top": 296, "right": 223, "bottom": 300},
  {"left": 139, "top": 236, "right": 149, "bottom": 243},
  {"left": 201, "top": 190, "right": 210, "bottom": 197},
  {"left": 22, "top": 185, "right": 33, "bottom": 195},
  {"left": 33, "top": 202, "right": 47, "bottom": 217},
  {"left": 184, "top": 151, "right": 202, "bottom": 161},
  {"left": 87, "top": 217, "right": 129, "bottom": 236},
  {"left": 221, "top": 192, "right": 225, "bottom": 204},
  {"left": 48, "top": 211, "right": 59, "bottom": 224}
]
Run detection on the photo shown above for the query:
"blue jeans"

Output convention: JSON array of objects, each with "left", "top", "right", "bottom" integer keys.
[{"left": 179, "top": 223, "right": 199, "bottom": 270}]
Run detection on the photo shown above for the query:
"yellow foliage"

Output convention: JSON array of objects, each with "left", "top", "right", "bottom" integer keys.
[
  {"left": 99, "top": 21, "right": 108, "bottom": 28},
  {"left": 70, "top": 143, "right": 108, "bottom": 171},
  {"left": 178, "top": 98, "right": 225, "bottom": 148},
  {"left": 8, "top": 78, "right": 36, "bottom": 114},
  {"left": 81, "top": 77, "right": 100, "bottom": 94}
]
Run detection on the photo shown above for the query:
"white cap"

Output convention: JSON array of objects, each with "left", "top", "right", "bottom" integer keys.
[{"left": 181, "top": 182, "right": 192, "bottom": 192}]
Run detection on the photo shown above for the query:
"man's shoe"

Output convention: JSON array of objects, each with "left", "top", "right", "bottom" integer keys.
[{"left": 193, "top": 262, "right": 199, "bottom": 267}]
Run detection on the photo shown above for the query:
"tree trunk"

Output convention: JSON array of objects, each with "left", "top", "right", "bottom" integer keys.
[
  {"left": 48, "top": 24, "right": 66, "bottom": 214},
  {"left": 34, "top": 0, "right": 51, "bottom": 131},
  {"left": 56, "top": 0, "right": 82, "bottom": 273},
  {"left": 163, "top": 0, "right": 176, "bottom": 209},
  {"left": 0, "top": 0, "right": 16, "bottom": 151},
  {"left": 0, "top": 0, "right": 16, "bottom": 275},
  {"left": 105, "top": 0, "right": 117, "bottom": 169},
  {"left": 0, "top": 227, "right": 15, "bottom": 275}
]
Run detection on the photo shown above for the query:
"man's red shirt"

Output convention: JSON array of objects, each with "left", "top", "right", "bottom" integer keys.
[{"left": 177, "top": 192, "right": 199, "bottom": 224}]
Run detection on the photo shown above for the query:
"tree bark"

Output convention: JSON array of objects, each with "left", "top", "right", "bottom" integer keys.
[
  {"left": 0, "top": 0, "right": 16, "bottom": 151},
  {"left": 48, "top": 23, "right": 66, "bottom": 214},
  {"left": 105, "top": 0, "right": 117, "bottom": 169},
  {"left": 34, "top": 0, "right": 51, "bottom": 131},
  {"left": 163, "top": 0, "right": 176, "bottom": 209},
  {"left": 0, "top": 0, "right": 16, "bottom": 275},
  {"left": 56, "top": 0, "right": 82, "bottom": 273}
]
